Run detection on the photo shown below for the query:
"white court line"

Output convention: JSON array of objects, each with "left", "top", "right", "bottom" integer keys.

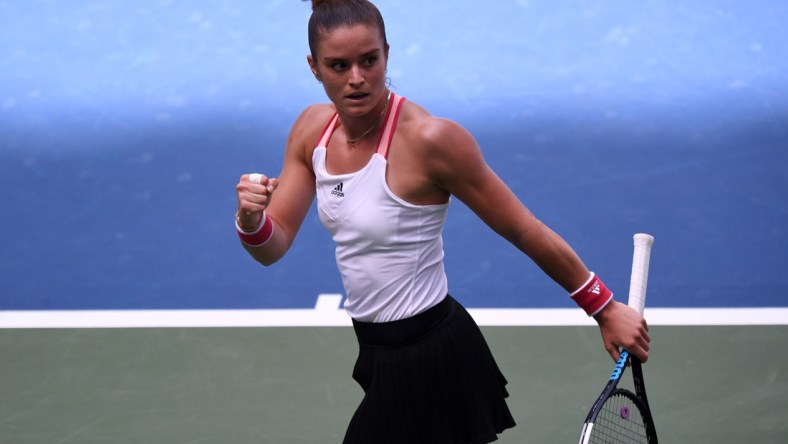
[{"left": 1, "top": 295, "right": 787, "bottom": 328}]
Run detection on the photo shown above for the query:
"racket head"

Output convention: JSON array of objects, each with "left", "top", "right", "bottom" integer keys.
[
  {"left": 579, "top": 354, "right": 658, "bottom": 444},
  {"left": 580, "top": 388, "right": 656, "bottom": 444}
]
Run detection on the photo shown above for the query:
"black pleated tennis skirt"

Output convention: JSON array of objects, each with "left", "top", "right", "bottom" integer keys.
[{"left": 343, "top": 295, "right": 516, "bottom": 444}]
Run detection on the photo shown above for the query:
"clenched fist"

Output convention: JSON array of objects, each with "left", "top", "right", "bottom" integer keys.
[{"left": 236, "top": 173, "right": 279, "bottom": 231}]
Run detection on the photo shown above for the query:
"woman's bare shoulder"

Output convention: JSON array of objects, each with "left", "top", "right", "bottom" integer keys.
[
  {"left": 282, "top": 103, "right": 337, "bottom": 163},
  {"left": 291, "top": 103, "right": 336, "bottom": 141},
  {"left": 399, "top": 99, "right": 478, "bottom": 154}
]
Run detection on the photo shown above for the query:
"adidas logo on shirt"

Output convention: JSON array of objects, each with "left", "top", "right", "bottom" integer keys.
[{"left": 331, "top": 182, "right": 345, "bottom": 197}]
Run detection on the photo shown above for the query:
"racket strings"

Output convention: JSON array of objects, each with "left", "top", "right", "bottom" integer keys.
[{"left": 590, "top": 393, "right": 648, "bottom": 443}]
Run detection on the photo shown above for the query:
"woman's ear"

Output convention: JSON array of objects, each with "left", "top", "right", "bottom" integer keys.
[{"left": 307, "top": 55, "right": 321, "bottom": 82}]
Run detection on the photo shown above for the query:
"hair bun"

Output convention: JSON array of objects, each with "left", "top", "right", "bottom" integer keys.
[{"left": 308, "top": 0, "right": 328, "bottom": 11}]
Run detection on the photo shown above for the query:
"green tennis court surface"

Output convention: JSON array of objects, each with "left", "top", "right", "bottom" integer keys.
[{"left": 2, "top": 325, "right": 786, "bottom": 443}]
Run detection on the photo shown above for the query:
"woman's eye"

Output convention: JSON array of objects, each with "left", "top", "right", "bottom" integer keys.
[
  {"left": 331, "top": 62, "right": 347, "bottom": 71},
  {"left": 364, "top": 57, "right": 377, "bottom": 66}
]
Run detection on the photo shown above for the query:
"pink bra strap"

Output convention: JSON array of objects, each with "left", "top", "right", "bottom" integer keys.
[
  {"left": 316, "top": 112, "right": 339, "bottom": 147},
  {"left": 375, "top": 94, "right": 406, "bottom": 159}
]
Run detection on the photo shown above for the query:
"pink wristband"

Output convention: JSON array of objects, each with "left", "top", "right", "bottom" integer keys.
[
  {"left": 236, "top": 212, "right": 274, "bottom": 247},
  {"left": 570, "top": 272, "right": 613, "bottom": 316}
]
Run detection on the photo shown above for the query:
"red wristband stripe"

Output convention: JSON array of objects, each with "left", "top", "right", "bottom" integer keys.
[
  {"left": 236, "top": 212, "right": 274, "bottom": 247},
  {"left": 570, "top": 272, "right": 613, "bottom": 316}
]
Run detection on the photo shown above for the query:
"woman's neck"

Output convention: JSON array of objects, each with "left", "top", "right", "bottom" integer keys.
[{"left": 340, "top": 91, "right": 391, "bottom": 148}]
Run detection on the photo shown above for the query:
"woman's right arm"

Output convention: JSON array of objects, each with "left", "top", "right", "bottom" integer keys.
[{"left": 235, "top": 106, "right": 324, "bottom": 265}]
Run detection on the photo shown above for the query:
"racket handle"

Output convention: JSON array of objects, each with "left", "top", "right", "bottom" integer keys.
[{"left": 628, "top": 233, "right": 654, "bottom": 316}]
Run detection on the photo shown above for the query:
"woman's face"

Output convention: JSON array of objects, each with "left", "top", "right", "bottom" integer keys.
[{"left": 308, "top": 24, "right": 389, "bottom": 117}]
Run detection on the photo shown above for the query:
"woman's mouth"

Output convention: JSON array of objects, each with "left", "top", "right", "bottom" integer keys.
[{"left": 346, "top": 92, "right": 369, "bottom": 101}]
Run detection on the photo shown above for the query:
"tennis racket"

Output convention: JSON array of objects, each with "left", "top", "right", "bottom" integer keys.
[{"left": 578, "top": 233, "right": 658, "bottom": 444}]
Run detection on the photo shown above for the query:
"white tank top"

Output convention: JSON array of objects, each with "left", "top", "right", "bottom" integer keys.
[{"left": 312, "top": 94, "right": 450, "bottom": 322}]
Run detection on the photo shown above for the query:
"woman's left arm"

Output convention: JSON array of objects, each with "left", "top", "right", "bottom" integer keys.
[
  {"left": 425, "top": 118, "right": 587, "bottom": 291},
  {"left": 424, "top": 118, "right": 650, "bottom": 362}
]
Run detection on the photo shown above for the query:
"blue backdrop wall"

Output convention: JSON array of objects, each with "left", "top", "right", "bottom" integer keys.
[{"left": 1, "top": 0, "right": 786, "bottom": 310}]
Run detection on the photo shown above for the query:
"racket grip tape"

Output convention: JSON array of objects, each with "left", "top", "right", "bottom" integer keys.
[{"left": 627, "top": 233, "right": 654, "bottom": 316}]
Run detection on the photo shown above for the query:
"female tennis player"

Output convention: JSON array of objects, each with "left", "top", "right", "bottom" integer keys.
[{"left": 235, "top": 1, "right": 650, "bottom": 442}]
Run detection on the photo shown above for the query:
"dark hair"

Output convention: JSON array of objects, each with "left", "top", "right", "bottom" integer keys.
[{"left": 305, "top": 0, "right": 388, "bottom": 58}]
